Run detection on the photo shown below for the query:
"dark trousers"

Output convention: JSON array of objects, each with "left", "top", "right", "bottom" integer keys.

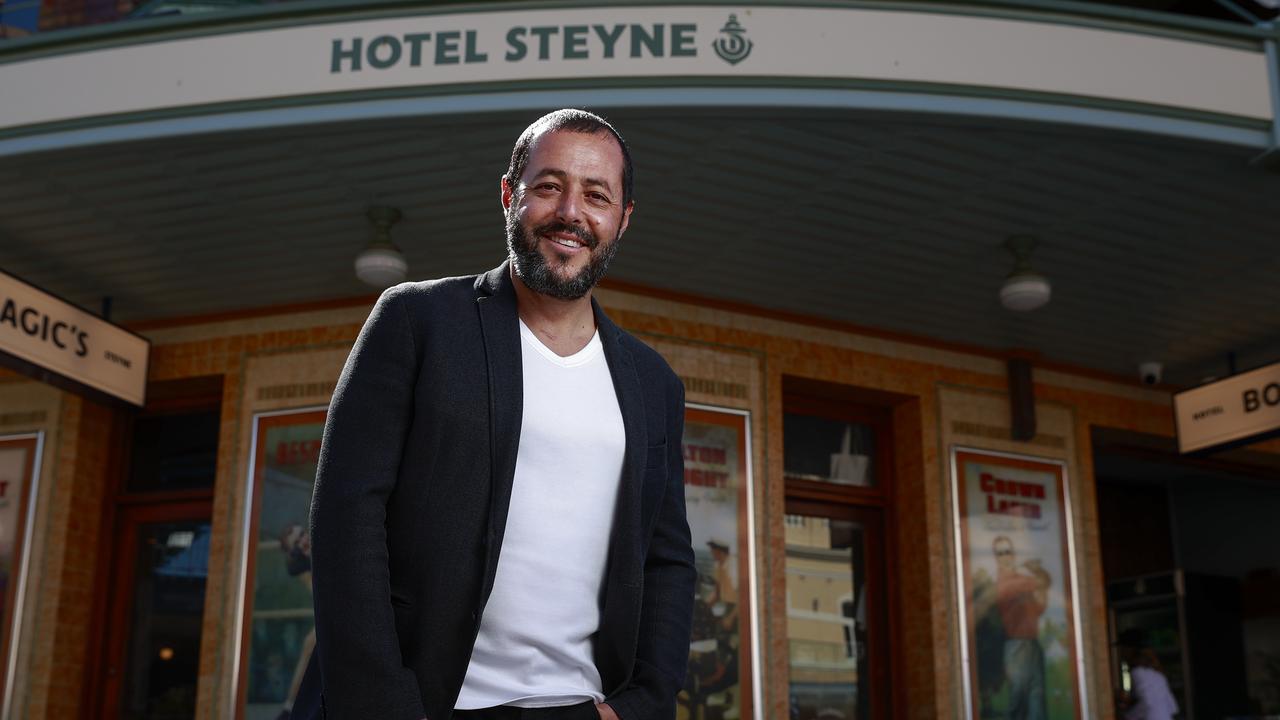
[{"left": 453, "top": 701, "right": 598, "bottom": 720}]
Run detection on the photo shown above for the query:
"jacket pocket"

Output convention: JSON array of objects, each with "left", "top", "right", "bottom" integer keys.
[
  {"left": 641, "top": 441, "right": 669, "bottom": 527},
  {"left": 644, "top": 440, "right": 668, "bottom": 470}
]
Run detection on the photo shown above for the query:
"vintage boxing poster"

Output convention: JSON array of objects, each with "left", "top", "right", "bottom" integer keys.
[
  {"left": 680, "top": 404, "right": 757, "bottom": 720},
  {"left": 952, "top": 447, "right": 1085, "bottom": 720}
]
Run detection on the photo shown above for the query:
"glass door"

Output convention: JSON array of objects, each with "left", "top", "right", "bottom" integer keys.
[
  {"left": 785, "top": 503, "right": 887, "bottom": 720},
  {"left": 782, "top": 377, "right": 896, "bottom": 719},
  {"left": 102, "top": 502, "right": 212, "bottom": 719},
  {"left": 92, "top": 378, "right": 220, "bottom": 720}
]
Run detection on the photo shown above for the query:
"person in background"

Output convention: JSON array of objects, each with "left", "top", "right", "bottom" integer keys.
[{"left": 1117, "top": 629, "right": 1179, "bottom": 720}]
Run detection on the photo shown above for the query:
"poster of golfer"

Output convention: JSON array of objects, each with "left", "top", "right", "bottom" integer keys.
[{"left": 951, "top": 447, "right": 1085, "bottom": 720}]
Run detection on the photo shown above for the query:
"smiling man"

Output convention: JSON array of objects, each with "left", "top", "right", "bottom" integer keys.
[{"left": 293, "top": 109, "right": 696, "bottom": 720}]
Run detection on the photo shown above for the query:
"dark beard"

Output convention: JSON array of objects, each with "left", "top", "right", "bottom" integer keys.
[{"left": 506, "top": 210, "right": 620, "bottom": 301}]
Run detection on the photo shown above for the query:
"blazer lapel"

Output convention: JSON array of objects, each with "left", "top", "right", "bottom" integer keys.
[
  {"left": 475, "top": 263, "right": 523, "bottom": 604},
  {"left": 596, "top": 300, "right": 647, "bottom": 590}
]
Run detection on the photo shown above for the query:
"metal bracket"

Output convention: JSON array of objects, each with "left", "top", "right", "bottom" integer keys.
[{"left": 1252, "top": 33, "right": 1280, "bottom": 170}]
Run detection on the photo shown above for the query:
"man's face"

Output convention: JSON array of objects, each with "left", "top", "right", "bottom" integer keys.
[
  {"left": 503, "top": 129, "right": 633, "bottom": 300},
  {"left": 994, "top": 540, "right": 1015, "bottom": 570}
]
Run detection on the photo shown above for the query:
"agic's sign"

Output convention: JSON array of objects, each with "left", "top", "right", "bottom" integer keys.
[
  {"left": 1174, "top": 362, "right": 1280, "bottom": 453},
  {"left": 0, "top": 271, "right": 148, "bottom": 407}
]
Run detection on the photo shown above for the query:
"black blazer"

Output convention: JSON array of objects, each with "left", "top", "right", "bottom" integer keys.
[{"left": 293, "top": 263, "right": 695, "bottom": 720}]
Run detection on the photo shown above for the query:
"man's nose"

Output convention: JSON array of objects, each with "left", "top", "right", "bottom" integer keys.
[{"left": 556, "top": 190, "right": 583, "bottom": 224}]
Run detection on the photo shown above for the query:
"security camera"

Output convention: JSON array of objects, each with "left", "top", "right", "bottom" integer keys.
[{"left": 1139, "top": 362, "right": 1163, "bottom": 386}]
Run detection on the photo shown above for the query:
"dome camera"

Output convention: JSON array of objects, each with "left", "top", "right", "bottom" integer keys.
[{"left": 1139, "top": 362, "right": 1163, "bottom": 386}]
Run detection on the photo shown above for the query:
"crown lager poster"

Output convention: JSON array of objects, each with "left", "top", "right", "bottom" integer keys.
[{"left": 952, "top": 448, "right": 1085, "bottom": 720}]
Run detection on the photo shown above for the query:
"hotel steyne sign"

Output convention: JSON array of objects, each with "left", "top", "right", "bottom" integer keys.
[
  {"left": 1174, "top": 361, "right": 1280, "bottom": 453},
  {"left": 2, "top": 6, "right": 1271, "bottom": 137},
  {"left": 328, "top": 14, "right": 753, "bottom": 72},
  {"left": 0, "top": 271, "right": 149, "bottom": 407}
]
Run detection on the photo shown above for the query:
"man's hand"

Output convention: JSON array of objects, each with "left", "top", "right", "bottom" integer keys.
[{"left": 595, "top": 702, "right": 620, "bottom": 720}]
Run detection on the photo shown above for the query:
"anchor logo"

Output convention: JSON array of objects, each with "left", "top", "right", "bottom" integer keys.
[{"left": 712, "top": 14, "right": 753, "bottom": 66}]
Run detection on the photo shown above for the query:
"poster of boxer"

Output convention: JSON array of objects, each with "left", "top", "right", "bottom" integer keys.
[{"left": 679, "top": 404, "right": 758, "bottom": 720}]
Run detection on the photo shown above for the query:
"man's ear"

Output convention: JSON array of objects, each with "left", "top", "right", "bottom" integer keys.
[
  {"left": 618, "top": 200, "right": 634, "bottom": 238},
  {"left": 500, "top": 176, "right": 516, "bottom": 211}
]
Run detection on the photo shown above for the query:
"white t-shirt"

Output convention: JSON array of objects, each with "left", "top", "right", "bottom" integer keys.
[{"left": 455, "top": 320, "right": 626, "bottom": 709}]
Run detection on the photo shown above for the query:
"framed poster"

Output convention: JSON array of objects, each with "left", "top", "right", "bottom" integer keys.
[
  {"left": 234, "top": 408, "right": 327, "bottom": 720},
  {"left": 680, "top": 404, "right": 761, "bottom": 720},
  {"left": 950, "top": 447, "right": 1087, "bottom": 720},
  {"left": 0, "top": 433, "right": 41, "bottom": 719},
  {"left": 233, "top": 404, "right": 763, "bottom": 720}
]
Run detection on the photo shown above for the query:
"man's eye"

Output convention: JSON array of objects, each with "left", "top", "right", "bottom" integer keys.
[
  {"left": 536, "top": 183, "right": 560, "bottom": 192},
  {"left": 588, "top": 192, "right": 611, "bottom": 204}
]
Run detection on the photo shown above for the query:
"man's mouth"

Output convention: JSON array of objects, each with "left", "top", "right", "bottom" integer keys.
[
  {"left": 548, "top": 233, "right": 585, "bottom": 250},
  {"left": 537, "top": 223, "right": 596, "bottom": 252}
]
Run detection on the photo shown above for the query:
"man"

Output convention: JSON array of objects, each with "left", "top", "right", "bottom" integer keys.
[
  {"left": 1116, "top": 629, "right": 1178, "bottom": 720},
  {"left": 992, "top": 535, "right": 1050, "bottom": 720},
  {"left": 293, "top": 109, "right": 696, "bottom": 720}
]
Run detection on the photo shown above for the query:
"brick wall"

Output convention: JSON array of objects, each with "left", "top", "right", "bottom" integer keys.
[
  {"left": 22, "top": 394, "right": 114, "bottom": 719},
  {"left": 18, "top": 286, "right": 1256, "bottom": 720}
]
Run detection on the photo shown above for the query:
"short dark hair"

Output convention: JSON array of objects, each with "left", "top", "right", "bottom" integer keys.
[{"left": 504, "top": 108, "right": 634, "bottom": 207}]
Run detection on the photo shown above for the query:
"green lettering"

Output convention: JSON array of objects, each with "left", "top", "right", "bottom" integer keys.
[
  {"left": 592, "top": 24, "right": 625, "bottom": 59},
  {"left": 435, "top": 30, "right": 461, "bottom": 65},
  {"left": 505, "top": 26, "right": 528, "bottom": 61},
  {"left": 563, "top": 25, "right": 589, "bottom": 59},
  {"left": 630, "top": 24, "right": 663, "bottom": 58},
  {"left": 404, "top": 33, "right": 431, "bottom": 67},
  {"left": 366, "top": 35, "right": 401, "bottom": 70},
  {"left": 331, "top": 37, "right": 362, "bottom": 73},
  {"left": 671, "top": 23, "right": 696, "bottom": 57},
  {"left": 464, "top": 30, "right": 488, "bottom": 63},
  {"left": 530, "top": 26, "right": 559, "bottom": 60}
]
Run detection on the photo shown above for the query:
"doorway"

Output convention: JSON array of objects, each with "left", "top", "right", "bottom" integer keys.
[
  {"left": 782, "top": 377, "right": 896, "bottom": 719},
  {"left": 1095, "top": 428, "right": 1280, "bottom": 720},
  {"left": 90, "top": 377, "right": 221, "bottom": 720}
]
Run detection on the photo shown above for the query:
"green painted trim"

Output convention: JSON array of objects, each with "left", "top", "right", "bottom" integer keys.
[
  {"left": 0, "top": 75, "right": 1267, "bottom": 145},
  {"left": 0, "top": 0, "right": 1271, "bottom": 64}
]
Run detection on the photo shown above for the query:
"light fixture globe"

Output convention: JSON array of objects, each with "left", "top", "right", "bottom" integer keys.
[
  {"left": 1000, "top": 273, "right": 1052, "bottom": 311},
  {"left": 355, "top": 246, "right": 408, "bottom": 287},
  {"left": 999, "top": 235, "right": 1051, "bottom": 312},
  {"left": 355, "top": 206, "right": 407, "bottom": 288}
]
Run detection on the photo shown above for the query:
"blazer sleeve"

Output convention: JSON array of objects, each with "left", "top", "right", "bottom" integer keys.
[
  {"left": 607, "top": 379, "right": 698, "bottom": 720},
  {"left": 309, "top": 286, "right": 427, "bottom": 719}
]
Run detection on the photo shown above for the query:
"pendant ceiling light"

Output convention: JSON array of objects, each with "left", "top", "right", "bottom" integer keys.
[
  {"left": 999, "top": 235, "right": 1051, "bottom": 312},
  {"left": 998, "top": 234, "right": 1049, "bottom": 310},
  {"left": 355, "top": 206, "right": 408, "bottom": 288}
]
